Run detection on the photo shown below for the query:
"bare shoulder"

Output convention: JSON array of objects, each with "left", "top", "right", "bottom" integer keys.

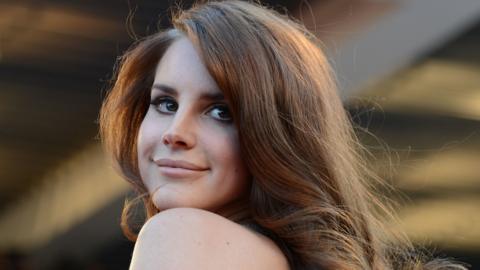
[{"left": 129, "top": 207, "right": 290, "bottom": 270}]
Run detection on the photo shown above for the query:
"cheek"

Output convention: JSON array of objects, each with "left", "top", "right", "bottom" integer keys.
[
  {"left": 137, "top": 112, "right": 166, "bottom": 157},
  {"left": 136, "top": 112, "right": 168, "bottom": 189},
  {"left": 205, "top": 126, "right": 240, "bottom": 164},
  {"left": 203, "top": 126, "right": 249, "bottom": 186},
  {"left": 136, "top": 118, "right": 151, "bottom": 187}
]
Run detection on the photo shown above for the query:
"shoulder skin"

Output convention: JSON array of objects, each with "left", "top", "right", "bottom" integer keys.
[{"left": 129, "top": 207, "right": 290, "bottom": 270}]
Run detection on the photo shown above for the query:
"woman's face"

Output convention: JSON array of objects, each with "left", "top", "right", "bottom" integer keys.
[{"left": 137, "top": 37, "right": 250, "bottom": 213}]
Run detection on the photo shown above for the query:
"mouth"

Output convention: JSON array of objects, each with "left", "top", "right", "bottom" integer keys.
[{"left": 153, "top": 158, "right": 209, "bottom": 178}]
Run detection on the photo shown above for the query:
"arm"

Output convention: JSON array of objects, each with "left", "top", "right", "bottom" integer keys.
[{"left": 129, "top": 208, "right": 289, "bottom": 270}]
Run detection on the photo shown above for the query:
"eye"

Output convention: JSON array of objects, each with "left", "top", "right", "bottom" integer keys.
[
  {"left": 150, "top": 96, "right": 178, "bottom": 113},
  {"left": 208, "top": 104, "right": 232, "bottom": 122}
]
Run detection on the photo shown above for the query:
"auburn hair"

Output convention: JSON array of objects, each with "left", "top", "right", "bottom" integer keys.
[{"left": 99, "top": 1, "right": 467, "bottom": 269}]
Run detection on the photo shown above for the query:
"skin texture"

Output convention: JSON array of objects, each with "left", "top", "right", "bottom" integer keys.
[
  {"left": 129, "top": 208, "right": 290, "bottom": 270},
  {"left": 136, "top": 36, "right": 250, "bottom": 213}
]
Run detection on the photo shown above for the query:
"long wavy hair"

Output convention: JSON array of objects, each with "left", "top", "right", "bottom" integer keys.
[{"left": 99, "top": 1, "right": 467, "bottom": 269}]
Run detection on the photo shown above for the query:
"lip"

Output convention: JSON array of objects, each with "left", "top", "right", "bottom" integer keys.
[
  {"left": 153, "top": 158, "right": 208, "bottom": 178},
  {"left": 153, "top": 158, "right": 208, "bottom": 171}
]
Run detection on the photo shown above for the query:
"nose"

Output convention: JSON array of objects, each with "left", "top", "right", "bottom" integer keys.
[{"left": 161, "top": 113, "right": 196, "bottom": 150}]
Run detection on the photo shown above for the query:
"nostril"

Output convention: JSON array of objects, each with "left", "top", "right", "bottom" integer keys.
[
  {"left": 177, "top": 141, "right": 187, "bottom": 147},
  {"left": 162, "top": 133, "right": 176, "bottom": 146},
  {"left": 162, "top": 134, "right": 171, "bottom": 145},
  {"left": 162, "top": 133, "right": 189, "bottom": 148}
]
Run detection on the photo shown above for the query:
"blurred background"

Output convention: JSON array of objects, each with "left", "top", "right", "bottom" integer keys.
[{"left": 0, "top": 0, "right": 479, "bottom": 269}]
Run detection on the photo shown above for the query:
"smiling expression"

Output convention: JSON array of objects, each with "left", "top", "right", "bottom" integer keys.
[{"left": 136, "top": 36, "right": 250, "bottom": 213}]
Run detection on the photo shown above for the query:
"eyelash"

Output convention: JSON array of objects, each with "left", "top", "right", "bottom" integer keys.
[{"left": 149, "top": 96, "right": 233, "bottom": 123}]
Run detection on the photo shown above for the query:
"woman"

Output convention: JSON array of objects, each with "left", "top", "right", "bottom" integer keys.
[{"left": 99, "top": 1, "right": 467, "bottom": 269}]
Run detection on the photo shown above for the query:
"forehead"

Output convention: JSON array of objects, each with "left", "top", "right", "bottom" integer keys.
[{"left": 153, "top": 37, "right": 221, "bottom": 96}]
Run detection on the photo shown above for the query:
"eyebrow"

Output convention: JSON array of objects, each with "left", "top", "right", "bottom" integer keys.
[{"left": 152, "top": 83, "right": 225, "bottom": 102}]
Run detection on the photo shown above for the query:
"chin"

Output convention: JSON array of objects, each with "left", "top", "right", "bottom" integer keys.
[{"left": 151, "top": 194, "right": 204, "bottom": 211}]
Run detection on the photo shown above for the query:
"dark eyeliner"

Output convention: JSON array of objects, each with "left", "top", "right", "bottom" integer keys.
[
  {"left": 209, "top": 103, "right": 233, "bottom": 123},
  {"left": 150, "top": 95, "right": 177, "bottom": 113}
]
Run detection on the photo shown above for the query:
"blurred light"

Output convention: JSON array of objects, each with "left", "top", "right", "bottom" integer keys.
[
  {"left": 394, "top": 196, "right": 480, "bottom": 250},
  {"left": 360, "top": 60, "right": 480, "bottom": 120},
  {"left": 0, "top": 144, "right": 128, "bottom": 252}
]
